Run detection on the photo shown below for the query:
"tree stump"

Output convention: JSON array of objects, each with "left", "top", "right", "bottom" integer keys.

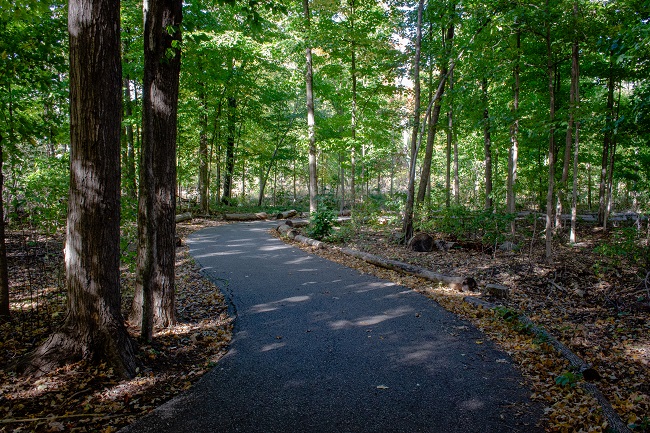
[{"left": 407, "top": 233, "right": 434, "bottom": 252}]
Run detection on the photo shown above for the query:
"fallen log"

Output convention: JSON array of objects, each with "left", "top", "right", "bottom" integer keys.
[
  {"left": 337, "top": 247, "right": 466, "bottom": 290},
  {"left": 224, "top": 212, "right": 268, "bottom": 221},
  {"left": 175, "top": 212, "right": 192, "bottom": 223},
  {"left": 276, "top": 209, "right": 298, "bottom": 219},
  {"left": 464, "top": 296, "right": 630, "bottom": 433},
  {"left": 294, "top": 234, "right": 323, "bottom": 249}
]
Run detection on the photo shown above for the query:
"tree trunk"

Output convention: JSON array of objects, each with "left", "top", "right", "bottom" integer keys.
[
  {"left": 199, "top": 83, "right": 209, "bottom": 214},
  {"left": 22, "top": 0, "right": 136, "bottom": 377},
  {"left": 417, "top": 24, "right": 453, "bottom": 204},
  {"left": 350, "top": 37, "right": 357, "bottom": 207},
  {"left": 445, "top": 70, "right": 453, "bottom": 208},
  {"left": 221, "top": 96, "right": 237, "bottom": 204},
  {"left": 123, "top": 77, "right": 137, "bottom": 199},
  {"left": 131, "top": 0, "right": 182, "bottom": 342},
  {"left": 0, "top": 138, "right": 9, "bottom": 320},
  {"left": 304, "top": 0, "right": 318, "bottom": 213},
  {"left": 599, "top": 57, "right": 615, "bottom": 226},
  {"left": 507, "top": 25, "right": 520, "bottom": 233},
  {"left": 544, "top": 9, "right": 556, "bottom": 263},
  {"left": 402, "top": 0, "right": 424, "bottom": 242},
  {"left": 482, "top": 78, "right": 493, "bottom": 210},
  {"left": 569, "top": 22, "right": 580, "bottom": 244}
]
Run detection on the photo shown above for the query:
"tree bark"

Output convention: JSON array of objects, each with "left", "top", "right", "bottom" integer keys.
[
  {"left": 198, "top": 81, "right": 209, "bottom": 214},
  {"left": 123, "top": 77, "right": 137, "bottom": 199},
  {"left": 599, "top": 57, "right": 615, "bottom": 226},
  {"left": 569, "top": 20, "right": 580, "bottom": 244},
  {"left": 131, "top": 0, "right": 182, "bottom": 342},
  {"left": 544, "top": 8, "right": 556, "bottom": 263},
  {"left": 221, "top": 96, "right": 237, "bottom": 204},
  {"left": 482, "top": 78, "right": 493, "bottom": 210},
  {"left": 22, "top": 0, "right": 136, "bottom": 377},
  {"left": 446, "top": 69, "right": 455, "bottom": 208},
  {"left": 507, "top": 25, "right": 520, "bottom": 233},
  {"left": 417, "top": 25, "right": 453, "bottom": 204},
  {"left": 0, "top": 138, "right": 9, "bottom": 320},
  {"left": 402, "top": 0, "right": 424, "bottom": 242},
  {"left": 304, "top": 0, "right": 318, "bottom": 213}
]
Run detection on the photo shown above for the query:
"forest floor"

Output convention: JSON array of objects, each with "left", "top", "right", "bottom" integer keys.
[
  {"left": 1, "top": 216, "right": 649, "bottom": 432},
  {"left": 289, "top": 219, "right": 649, "bottom": 433},
  {"left": 0, "top": 218, "right": 233, "bottom": 433}
]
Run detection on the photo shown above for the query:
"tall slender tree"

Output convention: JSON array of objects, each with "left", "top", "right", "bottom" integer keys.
[
  {"left": 22, "top": 0, "right": 136, "bottom": 377},
  {"left": 304, "top": 0, "right": 318, "bottom": 213},
  {"left": 0, "top": 136, "right": 9, "bottom": 320},
  {"left": 131, "top": 0, "right": 183, "bottom": 342}
]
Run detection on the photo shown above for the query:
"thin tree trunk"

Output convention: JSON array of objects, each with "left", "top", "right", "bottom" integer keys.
[
  {"left": 417, "top": 24, "right": 453, "bottom": 204},
  {"left": 23, "top": 0, "right": 136, "bottom": 377},
  {"left": 569, "top": 22, "right": 580, "bottom": 244},
  {"left": 123, "top": 77, "right": 137, "bottom": 199},
  {"left": 445, "top": 69, "right": 454, "bottom": 208},
  {"left": 604, "top": 86, "right": 621, "bottom": 231},
  {"left": 453, "top": 114, "right": 459, "bottom": 204},
  {"left": 350, "top": 24, "right": 357, "bottom": 207},
  {"left": 304, "top": 0, "right": 318, "bottom": 213},
  {"left": 544, "top": 9, "right": 556, "bottom": 262},
  {"left": 402, "top": 0, "right": 424, "bottom": 242},
  {"left": 0, "top": 138, "right": 9, "bottom": 320},
  {"left": 198, "top": 82, "right": 209, "bottom": 214},
  {"left": 482, "top": 78, "right": 493, "bottom": 210},
  {"left": 599, "top": 57, "right": 615, "bottom": 226},
  {"left": 222, "top": 96, "right": 237, "bottom": 203},
  {"left": 507, "top": 24, "right": 520, "bottom": 234},
  {"left": 132, "top": 0, "right": 182, "bottom": 342}
]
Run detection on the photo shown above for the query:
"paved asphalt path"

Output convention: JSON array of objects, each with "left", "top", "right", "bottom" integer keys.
[{"left": 121, "top": 221, "right": 543, "bottom": 433}]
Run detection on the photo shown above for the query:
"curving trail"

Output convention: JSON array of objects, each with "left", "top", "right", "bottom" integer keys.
[{"left": 120, "top": 220, "right": 542, "bottom": 433}]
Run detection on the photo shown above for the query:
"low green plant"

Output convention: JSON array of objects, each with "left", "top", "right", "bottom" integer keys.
[
  {"left": 307, "top": 206, "right": 337, "bottom": 240},
  {"left": 555, "top": 371, "right": 582, "bottom": 387}
]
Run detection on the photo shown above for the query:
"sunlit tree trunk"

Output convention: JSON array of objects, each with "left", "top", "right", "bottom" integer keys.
[
  {"left": 123, "top": 77, "right": 137, "bottom": 199},
  {"left": 599, "top": 57, "right": 615, "bottom": 226},
  {"left": 417, "top": 24, "right": 453, "bottom": 204},
  {"left": 569, "top": 20, "right": 580, "bottom": 244},
  {"left": 199, "top": 81, "right": 209, "bottom": 214},
  {"left": 482, "top": 78, "right": 493, "bottom": 210},
  {"left": 221, "top": 96, "right": 237, "bottom": 203},
  {"left": 132, "top": 0, "right": 182, "bottom": 342},
  {"left": 23, "top": 0, "right": 136, "bottom": 377},
  {"left": 0, "top": 138, "right": 9, "bottom": 320},
  {"left": 507, "top": 25, "right": 520, "bottom": 233},
  {"left": 304, "top": 0, "right": 318, "bottom": 213},
  {"left": 445, "top": 69, "right": 454, "bottom": 208},
  {"left": 402, "top": 0, "right": 424, "bottom": 242}
]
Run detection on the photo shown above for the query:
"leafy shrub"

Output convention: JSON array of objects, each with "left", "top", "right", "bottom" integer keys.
[
  {"left": 594, "top": 226, "right": 650, "bottom": 270},
  {"left": 307, "top": 206, "right": 337, "bottom": 240}
]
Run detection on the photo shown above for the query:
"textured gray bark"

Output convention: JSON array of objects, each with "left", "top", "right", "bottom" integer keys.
[
  {"left": 22, "top": 0, "right": 135, "bottom": 377},
  {"left": 132, "top": 0, "right": 183, "bottom": 342},
  {"left": 304, "top": 0, "right": 318, "bottom": 213},
  {"left": 0, "top": 140, "right": 9, "bottom": 320}
]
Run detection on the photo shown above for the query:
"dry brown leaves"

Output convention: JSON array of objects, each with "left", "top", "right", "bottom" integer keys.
[
  {"left": 0, "top": 218, "right": 233, "bottom": 432},
  {"left": 276, "top": 224, "right": 649, "bottom": 433}
]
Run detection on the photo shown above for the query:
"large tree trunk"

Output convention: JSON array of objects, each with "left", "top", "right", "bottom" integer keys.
[
  {"left": 304, "top": 0, "right": 318, "bottom": 213},
  {"left": 402, "top": 0, "right": 424, "bottom": 242},
  {"left": 131, "top": 0, "right": 182, "bottom": 342},
  {"left": 22, "top": 0, "right": 136, "bottom": 377},
  {"left": 0, "top": 138, "right": 9, "bottom": 320},
  {"left": 544, "top": 9, "right": 556, "bottom": 263},
  {"left": 482, "top": 78, "right": 493, "bottom": 210},
  {"left": 507, "top": 25, "right": 520, "bottom": 233}
]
